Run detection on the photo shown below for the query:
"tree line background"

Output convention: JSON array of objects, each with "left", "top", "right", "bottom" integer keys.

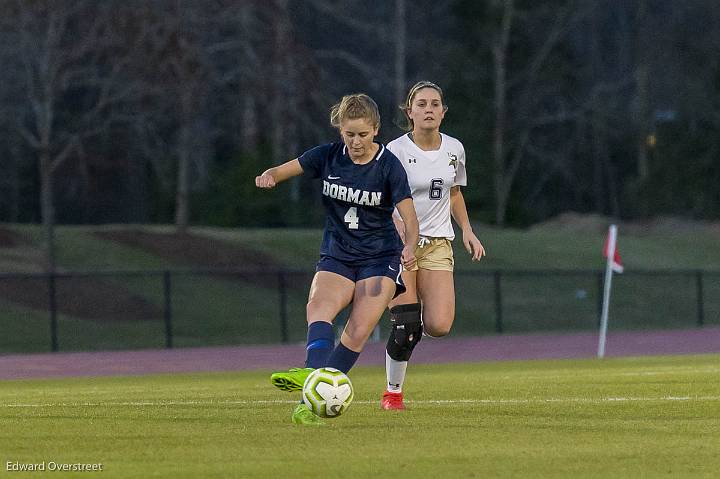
[{"left": 0, "top": 0, "right": 718, "bottom": 234}]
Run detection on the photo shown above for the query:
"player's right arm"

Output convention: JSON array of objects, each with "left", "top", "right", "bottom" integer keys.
[
  {"left": 391, "top": 209, "right": 406, "bottom": 244},
  {"left": 395, "top": 197, "right": 419, "bottom": 270},
  {"left": 255, "top": 159, "right": 303, "bottom": 189}
]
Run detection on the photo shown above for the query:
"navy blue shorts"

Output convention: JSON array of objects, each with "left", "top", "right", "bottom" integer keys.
[{"left": 316, "top": 256, "right": 406, "bottom": 298}]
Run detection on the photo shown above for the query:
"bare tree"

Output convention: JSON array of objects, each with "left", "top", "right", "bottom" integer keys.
[
  {"left": 394, "top": 0, "right": 407, "bottom": 112},
  {"left": 269, "top": 0, "right": 294, "bottom": 167},
  {"left": 235, "top": 4, "right": 263, "bottom": 152},
  {"left": 134, "top": 1, "right": 309, "bottom": 230},
  {"left": 5, "top": 0, "right": 138, "bottom": 270},
  {"left": 490, "top": 0, "right": 590, "bottom": 225},
  {"left": 0, "top": 32, "right": 24, "bottom": 223},
  {"left": 305, "top": 0, "right": 393, "bottom": 93},
  {"left": 167, "top": 4, "right": 212, "bottom": 233},
  {"left": 633, "top": 0, "right": 651, "bottom": 182},
  {"left": 491, "top": 0, "right": 514, "bottom": 226},
  {"left": 582, "top": 1, "right": 635, "bottom": 217}
]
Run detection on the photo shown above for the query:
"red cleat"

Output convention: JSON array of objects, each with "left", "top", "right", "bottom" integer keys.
[{"left": 381, "top": 391, "right": 405, "bottom": 410}]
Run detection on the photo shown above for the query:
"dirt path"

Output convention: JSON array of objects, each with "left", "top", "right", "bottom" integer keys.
[{"left": 1, "top": 327, "right": 718, "bottom": 380}]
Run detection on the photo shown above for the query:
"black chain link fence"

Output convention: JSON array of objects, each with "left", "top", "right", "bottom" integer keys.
[{"left": 0, "top": 269, "right": 717, "bottom": 353}]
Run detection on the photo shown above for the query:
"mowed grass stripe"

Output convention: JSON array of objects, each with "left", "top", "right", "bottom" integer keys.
[{"left": 3, "top": 395, "right": 720, "bottom": 408}]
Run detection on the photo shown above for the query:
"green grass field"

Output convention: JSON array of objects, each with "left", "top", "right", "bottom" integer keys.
[{"left": 2, "top": 354, "right": 719, "bottom": 478}]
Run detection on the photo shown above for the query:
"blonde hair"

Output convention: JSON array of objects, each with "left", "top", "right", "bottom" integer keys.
[
  {"left": 330, "top": 93, "right": 381, "bottom": 129},
  {"left": 400, "top": 81, "right": 447, "bottom": 131}
]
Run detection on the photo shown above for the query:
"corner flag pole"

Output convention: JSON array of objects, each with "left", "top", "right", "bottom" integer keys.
[{"left": 597, "top": 224, "right": 618, "bottom": 359}]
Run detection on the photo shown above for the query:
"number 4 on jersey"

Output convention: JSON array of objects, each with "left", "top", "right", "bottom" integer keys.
[{"left": 344, "top": 207, "right": 359, "bottom": 229}]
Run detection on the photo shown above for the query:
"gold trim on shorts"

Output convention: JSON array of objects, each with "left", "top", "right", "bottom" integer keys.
[{"left": 405, "top": 237, "right": 454, "bottom": 272}]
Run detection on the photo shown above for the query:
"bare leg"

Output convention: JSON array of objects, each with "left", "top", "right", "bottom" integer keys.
[
  {"left": 304, "top": 272, "right": 355, "bottom": 368},
  {"left": 416, "top": 269, "right": 455, "bottom": 337},
  {"left": 340, "top": 276, "right": 397, "bottom": 352},
  {"left": 306, "top": 271, "right": 355, "bottom": 324},
  {"left": 389, "top": 270, "right": 418, "bottom": 308}
]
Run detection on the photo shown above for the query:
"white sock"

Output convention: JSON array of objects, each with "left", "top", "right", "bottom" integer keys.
[{"left": 385, "top": 351, "right": 408, "bottom": 393}]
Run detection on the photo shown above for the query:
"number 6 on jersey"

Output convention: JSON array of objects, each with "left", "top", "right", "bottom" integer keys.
[{"left": 344, "top": 206, "right": 359, "bottom": 229}]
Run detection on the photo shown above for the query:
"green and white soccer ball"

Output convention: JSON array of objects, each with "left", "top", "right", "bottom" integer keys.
[{"left": 302, "top": 367, "right": 354, "bottom": 418}]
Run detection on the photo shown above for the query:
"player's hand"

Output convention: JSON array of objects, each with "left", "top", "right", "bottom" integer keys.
[
  {"left": 463, "top": 229, "right": 486, "bottom": 261},
  {"left": 401, "top": 245, "right": 416, "bottom": 270},
  {"left": 255, "top": 173, "right": 276, "bottom": 189}
]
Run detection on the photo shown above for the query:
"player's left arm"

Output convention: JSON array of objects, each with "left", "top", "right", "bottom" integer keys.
[
  {"left": 450, "top": 186, "right": 485, "bottom": 261},
  {"left": 395, "top": 197, "right": 419, "bottom": 270}
]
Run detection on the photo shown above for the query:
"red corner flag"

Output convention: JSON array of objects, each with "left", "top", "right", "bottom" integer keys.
[{"left": 603, "top": 225, "right": 624, "bottom": 273}]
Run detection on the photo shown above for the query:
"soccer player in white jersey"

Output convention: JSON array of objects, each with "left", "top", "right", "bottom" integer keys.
[{"left": 381, "top": 81, "right": 486, "bottom": 410}]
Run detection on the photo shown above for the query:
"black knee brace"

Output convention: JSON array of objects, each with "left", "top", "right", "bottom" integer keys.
[{"left": 386, "top": 303, "right": 422, "bottom": 361}]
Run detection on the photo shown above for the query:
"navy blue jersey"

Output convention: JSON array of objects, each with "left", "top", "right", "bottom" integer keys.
[{"left": 298, "top": 142, "right": 411, "bottom": 265}]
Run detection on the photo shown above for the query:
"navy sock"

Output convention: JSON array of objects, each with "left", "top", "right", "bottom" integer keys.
[
  {"left": 325, "top": 341, "right": 360, "bottom": 374},
  {"left": 305, "top": 321, "right": 334, "bottom": 369}
]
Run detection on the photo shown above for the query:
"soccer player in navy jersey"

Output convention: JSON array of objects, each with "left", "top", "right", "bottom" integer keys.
[{"left": 255, "top": 93, "right": 419, "bottom": 425}]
